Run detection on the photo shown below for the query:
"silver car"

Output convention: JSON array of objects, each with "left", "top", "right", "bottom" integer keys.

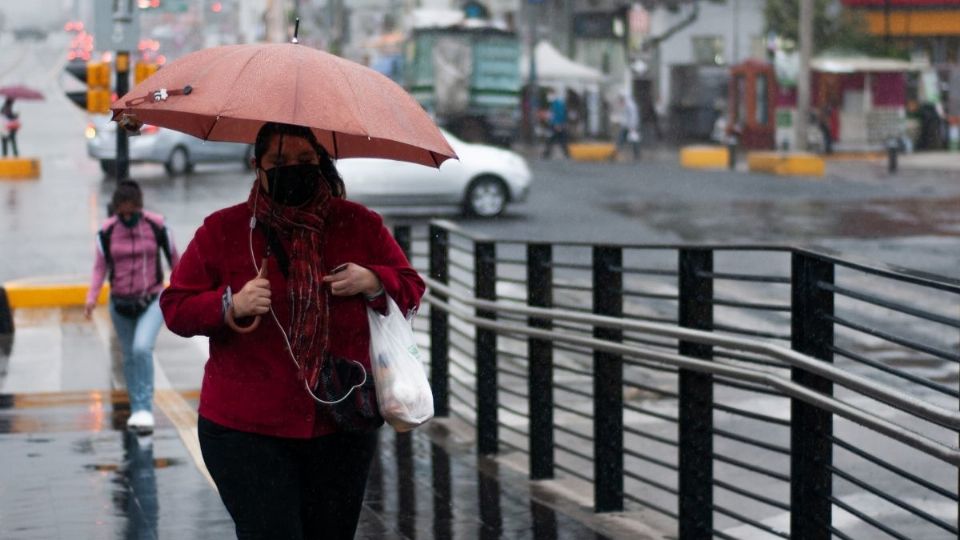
[{"left": 86, "top": 115, "right": 252, "bottom": 176}]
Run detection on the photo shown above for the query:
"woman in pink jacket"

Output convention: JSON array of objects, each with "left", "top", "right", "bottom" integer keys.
[{"left": 85, "top": 180, "right": 180, "bottom": 433}]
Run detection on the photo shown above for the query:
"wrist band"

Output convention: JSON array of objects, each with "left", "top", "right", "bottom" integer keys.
[{"left": 364, "top": 286, "right": 384, "bottom": 301}]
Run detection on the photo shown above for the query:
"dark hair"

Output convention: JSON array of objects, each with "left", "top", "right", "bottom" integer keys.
[
  {"left": 254, "top": 122, "right": 345, "bottom": 198},
  {"left": 111, "top": 180, "right": 143, "bottom": 212}
]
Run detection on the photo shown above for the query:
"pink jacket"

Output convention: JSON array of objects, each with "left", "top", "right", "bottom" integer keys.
[{"left": 86, "top": 210, "right": 181, "bottom": 305}]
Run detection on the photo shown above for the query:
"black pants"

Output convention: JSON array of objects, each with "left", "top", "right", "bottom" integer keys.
[
  {"left": 198, "top": 416, "right": 378, "bottom": 540},
  {"left": 2, "top": 132, "right": 17, "bottom": 157},
  {"left": 615, "top": 128, "right": 640, "bottom": 160},
  {"left": 541, "top": 127, "right": 569, "bottom": 158}
]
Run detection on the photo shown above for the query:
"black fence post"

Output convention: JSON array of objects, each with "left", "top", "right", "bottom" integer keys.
[
  {"left": 393, "top": 224, "right": 412, "bottom": 259},
  {"left": 429, "top": 224, "right": 450, "bottom": 417},
  {"left": 475, "top": 240, "right": 498, "bottom": 455},
  {"left": 527, "top": 243, "right": 554, "bottom": 480},
  {"left": 791, "top": 253, "right": 834, "bottom": 540},
  {"left": 677, "top": 249, "right": 714, "bottom": 539},
  {"left": 593, "top": 246, "right": 623, "bottom": 512}
]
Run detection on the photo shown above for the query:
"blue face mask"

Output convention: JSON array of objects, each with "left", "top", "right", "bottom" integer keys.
[{"left": 120, "top": 212, "right": 142, "bottom": 228}]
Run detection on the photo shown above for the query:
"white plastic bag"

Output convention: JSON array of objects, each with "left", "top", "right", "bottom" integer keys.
[{"left": 368, "top": 295, "right": 434, "bottom": 432}]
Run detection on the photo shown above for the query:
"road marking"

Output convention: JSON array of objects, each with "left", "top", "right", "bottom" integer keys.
[
  {"left": 154, "top": 340, "right": 215, "bottom": 489},
  {"left": 0, "top": 309, "right": 62, "bottom": 393}
]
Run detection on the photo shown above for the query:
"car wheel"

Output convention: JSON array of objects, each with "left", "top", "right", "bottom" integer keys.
[
  {"left": 165, "top": 146, "right": 191, "bottom": 176},
  {"left": 464, "top": 175, "right": 508, "bottom": 218},
  {"left": 100, "top": 159, "right": 116, "bottom": 177}
]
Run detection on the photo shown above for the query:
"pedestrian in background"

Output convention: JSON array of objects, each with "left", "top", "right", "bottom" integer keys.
[
  {"left": 160, "top": 122, "right": 425, "bottom": 540},
  {"left": 1, "top": 98, "right": 20, "bottom": 157},
  {"left": 85, "top": 180, "right": 180, "bottom": 434},
  {"left": 614, "top": 92, "right": 641, "bottom": 160},
  {"left": 542, "top": 90, "right": 570, "bottom": 159}
]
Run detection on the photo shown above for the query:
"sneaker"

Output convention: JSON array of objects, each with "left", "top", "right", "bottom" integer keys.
[{"left": 127, "top": 410, "right": 155, "bottom": 434}]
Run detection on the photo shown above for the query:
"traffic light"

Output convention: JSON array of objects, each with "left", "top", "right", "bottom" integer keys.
[
  {"left": 63, "top": 59, "right": 112, "bottom": 114},
  {"left": 134, "top": 62, "right": 159, "bottom": 85}
]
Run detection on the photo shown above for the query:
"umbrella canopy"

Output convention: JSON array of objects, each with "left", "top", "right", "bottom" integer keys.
[
  {"left": 0, "top": 85, "right": 44, "bottom": 100},
  {"left": 111, "top": 43, "right": 456, "bottom": 168}
]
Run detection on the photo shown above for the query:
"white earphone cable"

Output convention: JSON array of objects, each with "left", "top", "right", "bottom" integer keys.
[{"left": 247, "top": 181, "right": 366, "bottom": 406}]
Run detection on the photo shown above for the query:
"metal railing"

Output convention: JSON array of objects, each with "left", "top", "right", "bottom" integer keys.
[{"left": 393, "top": 220, "right": 960, "bottom": 539}]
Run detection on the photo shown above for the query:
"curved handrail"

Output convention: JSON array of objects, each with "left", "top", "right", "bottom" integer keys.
[{"left": 421, "top": 280, "right": 960, "bottom": 466}]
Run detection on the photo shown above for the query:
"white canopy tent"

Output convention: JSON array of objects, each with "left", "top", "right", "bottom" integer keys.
[{"left": 520, "top": 41, "right": 608, "bottom": 92}]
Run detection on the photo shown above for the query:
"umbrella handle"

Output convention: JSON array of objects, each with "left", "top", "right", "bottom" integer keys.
[{"left": 225, "top": 258, "right": 268, "bottom": 334}]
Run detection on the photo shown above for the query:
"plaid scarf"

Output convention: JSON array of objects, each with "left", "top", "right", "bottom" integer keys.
[{"left": 247, "top": 179, "right": 332, "bottom": 389}]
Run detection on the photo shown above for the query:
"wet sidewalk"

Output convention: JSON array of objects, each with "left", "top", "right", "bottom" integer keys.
[{"left": 0, "top": 307, "right": 625, "bottom": 540}]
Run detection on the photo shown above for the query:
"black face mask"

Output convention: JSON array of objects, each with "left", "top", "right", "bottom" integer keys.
[
  {"left": 119, "top": 211, "right": 142, "bottom": 228},
  {"left": 264, "top": 164, "right": 321, "bottom": 207}
]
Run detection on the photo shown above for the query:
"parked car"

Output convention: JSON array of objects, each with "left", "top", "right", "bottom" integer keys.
[
  {"left": 86, "top": 115, "right": 252, "bottom": 176},
  {"left": 337, "top": 129, "right": 531, "bottom": 217}
]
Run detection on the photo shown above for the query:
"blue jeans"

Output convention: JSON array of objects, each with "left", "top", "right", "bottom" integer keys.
[{"left": 109, "top": 297, "right": 163, "bottom": 413}]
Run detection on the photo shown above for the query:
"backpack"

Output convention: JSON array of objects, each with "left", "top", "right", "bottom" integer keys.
[{"left": 98, "top": 217, "right": 173, "bottom": 287}]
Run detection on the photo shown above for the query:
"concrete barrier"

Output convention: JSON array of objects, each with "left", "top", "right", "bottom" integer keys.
[
  {"left": 747, "top": 151, "right": 825, "bottom": 177},
  {"left": 680, "top": 146, "right": 729, "bottom": 169},
  {"left": 568, "top": 142, "right": 617, "bottom": 161},
  {"left": 0, "top": 158, "right": 40, "bottom": 180}
]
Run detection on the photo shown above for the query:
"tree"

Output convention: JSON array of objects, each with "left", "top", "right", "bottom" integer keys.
[{"left": 764, "top": 0, "right": 902, "bottom": 56}]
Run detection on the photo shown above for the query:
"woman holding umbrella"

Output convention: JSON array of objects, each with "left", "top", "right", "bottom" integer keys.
[
  {"left": 1, "top": 98, "right": 21, "bottom": 157},
  {"left": 161, "top": 123, "right": 424, "bottom": 539},
  {"left": 0, "top": 85, "right": 44, "bottom": 157},
  {"left": 119, "top": 38, "right": 454, "bottom": 538}
]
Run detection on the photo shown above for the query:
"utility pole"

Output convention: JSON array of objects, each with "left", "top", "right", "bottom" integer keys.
[
  {"left": 794, "top": 0, "right": 813, "bottom": 152},
  {"left": 114, "top": 0, "right": 134, "bottom": 181},
  {"left": 526, "top": 1, "right": 542, "bottom": 145}
]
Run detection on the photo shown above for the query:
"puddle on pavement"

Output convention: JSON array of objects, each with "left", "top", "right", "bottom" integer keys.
[{"left": 608, "top": 196, "right": 960, "bottom": 242}]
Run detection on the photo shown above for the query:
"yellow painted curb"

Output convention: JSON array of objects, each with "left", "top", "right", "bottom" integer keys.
[
  {"left": 3, "top": 283, "right": 109, "bottom": 309},
  {"left": 569, "top": 142, "right": 616, "bottom": 161},
  {"left": 0, "top": 158, "right": 40, "bottom": 179},
  {"left": 823, "top": 152, "right": 885, "bottom": 161},
  {"left": 747, "top": 151, "right": 825, "bottom": 177},
  {"left": 680, "top": 145, "right": 729, "bottom": 169}
]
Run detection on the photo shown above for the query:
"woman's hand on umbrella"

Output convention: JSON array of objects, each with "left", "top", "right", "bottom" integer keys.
[
  {"left": 233, "top": 276, "right": 271, "bottom": 318},
  {"left": 323, "top": 263, "right": 381, "bottom": 297}
]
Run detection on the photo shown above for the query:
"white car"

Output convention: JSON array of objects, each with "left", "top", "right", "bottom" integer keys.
[{"left": 337, "top": 130, "right": 531, "bottom": 217}]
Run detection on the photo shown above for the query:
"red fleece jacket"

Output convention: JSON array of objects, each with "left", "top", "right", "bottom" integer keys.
[{"left": 160, "top": 198, "right": 424, "bottom": 438}]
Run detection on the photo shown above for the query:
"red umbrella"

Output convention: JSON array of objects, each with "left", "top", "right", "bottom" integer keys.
[
  {"left": 0, "top": 85, "right": 45, "bottom": 100},
  {"left": 111, "top": 43, "right": 456, "bottom": 167}
]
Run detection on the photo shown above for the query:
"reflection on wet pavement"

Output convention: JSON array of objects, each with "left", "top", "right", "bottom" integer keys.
[
  {"left": 0, "top": 392, "right": 233, "bottom": 539},
  {"left": 361, "top": 427, "right": 613, "bottom": 540},
  {"left": 609, "top": 195, "right": 960, "bottom": 242},
  {"left": 0, "top": 387, "right": 614, "bottom": 540}
]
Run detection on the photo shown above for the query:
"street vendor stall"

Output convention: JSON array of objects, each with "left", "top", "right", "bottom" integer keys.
[
  {"left": 804, "top": 56, "right": 927, "bottom": 152},
  {"left": 730, "top": 55, "right": 928, "bottom": 151}
]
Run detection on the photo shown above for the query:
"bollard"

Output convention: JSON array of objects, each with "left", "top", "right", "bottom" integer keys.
[{"left": 887, "top": 138, "right": 898, "bottom": 174}]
